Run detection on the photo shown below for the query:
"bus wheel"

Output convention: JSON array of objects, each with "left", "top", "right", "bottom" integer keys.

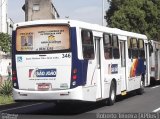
[
  {"left": 137, "top": 80, "right": 144, "bottom": 95},
  {"left": 106, "top": 81, "right": 116, "bottom": 106}
]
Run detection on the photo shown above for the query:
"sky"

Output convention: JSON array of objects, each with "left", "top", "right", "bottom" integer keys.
[{"left": 8, "top": 0, "right": 109, "bottom": 25}]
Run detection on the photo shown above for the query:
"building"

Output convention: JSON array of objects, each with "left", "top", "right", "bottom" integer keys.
[
  {"left": 0, "top": 0, "right": 13, "bottom": 76},
  {"left": 22, "top": 0, "right": 60, "bottom": 21},
  {"left": 0, "top": 0, "right": 7, "bottom": 33},
  {"left": 0, "top": 0, "right": 14, "bottom": 35}
]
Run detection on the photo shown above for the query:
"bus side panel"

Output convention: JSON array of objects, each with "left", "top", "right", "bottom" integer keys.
[
  {"left": 71, "top": 27, "right": 98, "bottom": 101},
  {"left": 150, "top": 41, "right": 160, "bottom": 81},
  {"left": 155, "top": 50, "right": 159, "bottom": 80},
  {"left": 70, "top": 27, "right": 89, "bottom": 89},
  {"left": 102, "top": 36, "right": 124, "bottom": 98},
  {"left": 71, "top": 28, "right": 103, "bottom": 101},
  {"left": 127, "top": 58, "right": 142, "bottom": 91},
  {"left": 127, "top": 77, "right": 141, "bottom": 91},
  {"left": 102, "top": 60, "right": 122, "bottom": 97}
]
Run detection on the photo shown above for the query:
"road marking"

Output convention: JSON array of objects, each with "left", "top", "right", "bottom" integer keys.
[
  {"left": 151, "top": 86, "right": 160, "bottom": 89},
  {"left": 153, "top": 107, "right": 160, "bottom": 112},
  {"left": 0, "top": 102, "right": 44, "bottom": 113}
]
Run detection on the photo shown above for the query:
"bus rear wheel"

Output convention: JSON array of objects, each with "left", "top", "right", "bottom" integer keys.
[{"left": 106, "top": 81, "right": 116, "bottom": 106}]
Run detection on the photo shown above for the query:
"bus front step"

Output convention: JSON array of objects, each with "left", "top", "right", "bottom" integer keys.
[{"left": 121, "top": 90, "right": 127, "bottom": 96}]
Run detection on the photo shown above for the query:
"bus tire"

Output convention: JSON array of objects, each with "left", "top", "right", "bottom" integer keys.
[
  {"left": 136, "top": 79, "right": 144, "bottom": 95},
  {"left": 106, "top": 81, "right": 116, "bottom": 106}
]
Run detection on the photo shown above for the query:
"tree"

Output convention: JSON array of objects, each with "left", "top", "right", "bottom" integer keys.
[
  {"left": 0, "top": 33, "right": 11, "bottom": 53},
  {"left": 106, "top": 0, "right": 160, "bottom": 41}
]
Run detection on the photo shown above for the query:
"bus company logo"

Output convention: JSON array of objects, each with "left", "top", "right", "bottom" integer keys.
[
  {"left": 48, "top": 35, "right": 55, "bottom": 41},
  {"left": 108, "top": 64, "right": 118, "bottom": 74},
  {"left": 41, "top": 35, "right": 61, "bottom": 44},
  {"left": 29, "top": 68, "right": 57, "bottom": 78},
  {"left": 111, "top": 64, "right": 118, "bottom": 74}
]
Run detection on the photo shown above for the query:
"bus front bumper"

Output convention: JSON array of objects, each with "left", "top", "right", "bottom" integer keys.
[{"left": 13, "top": 86, "right": 83, "bottom": 101}]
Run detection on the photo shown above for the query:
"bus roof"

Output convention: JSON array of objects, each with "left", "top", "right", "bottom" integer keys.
[{"left": 14, "top": 19, "right": 148, "bottom": 40}]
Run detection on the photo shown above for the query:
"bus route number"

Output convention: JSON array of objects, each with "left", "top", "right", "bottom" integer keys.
[{"left": 62, "top": 53, "right": 71, "bottom": 58}]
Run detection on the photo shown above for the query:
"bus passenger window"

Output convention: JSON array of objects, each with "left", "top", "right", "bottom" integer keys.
[
  {"left": 131, "top": 38, "right": 138, "bottom": 58},
  {"left": 81, "top": 30, "right": 95, "bottom": 59},
  {"left": 104, "top": 48, "right": 112, "bottom": 59},
  {"left": 128, "top": 37, "right": 139, "bottom": 59},
  {"left": 127, "top": 38, "right": 132, "bottom": 59},
  {"left": 112, "top": 35, "right": 120, "bottom": 59},
  {"left": 138, "top": 39, "right": 145, "bottom": 58},
  {"left": 103, "top": 33, "right": 112, "bottom": 59}
]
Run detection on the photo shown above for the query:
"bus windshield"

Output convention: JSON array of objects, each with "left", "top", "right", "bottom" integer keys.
[{"left": 16, "top": 25, "right": 70, "bottom": 51}]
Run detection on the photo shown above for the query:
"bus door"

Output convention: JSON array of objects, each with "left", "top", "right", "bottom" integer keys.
[
  {"left": 94, "top": 37, "right": 102, "bottom": 99},
  {"left": 155, "top": 48, "right": 159, "bottom": 80},
  {"left": 159, "top": 46, "right": 160, "bottom": 80},
  {"left": 119, "top": 40, "right": 127, "bottom": 92},
  {"left": 145, "top": 43, "right": 150, "bottom": 86}
]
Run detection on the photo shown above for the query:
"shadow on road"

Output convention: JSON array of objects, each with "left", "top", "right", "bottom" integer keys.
[
  {"left": 5, "top": 92, "right": 142, "bottom": 116},
  {"left": 148, "top": 80, "right": 160, "bottom": 87},
  {"left": 22, "top": 101, "right": 105, "bottom": 115},
  {"left": 3, "top": 82, "right": 158, "bottom": 116}
]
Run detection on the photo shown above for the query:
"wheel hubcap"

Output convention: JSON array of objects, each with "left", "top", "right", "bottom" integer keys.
[{"left": 111, "top": 89, "right": 115, "bottom": 101}]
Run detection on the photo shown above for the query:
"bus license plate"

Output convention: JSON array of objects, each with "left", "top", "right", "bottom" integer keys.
[{"left": 37, "top": 83, "right": 50, "bottom": 90}]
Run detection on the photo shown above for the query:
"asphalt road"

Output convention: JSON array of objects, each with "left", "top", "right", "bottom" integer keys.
[{"left": 0, "top": 83, "right": 160, "bottom": 119}]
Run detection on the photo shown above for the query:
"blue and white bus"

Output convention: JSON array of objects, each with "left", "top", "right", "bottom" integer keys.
[{"left": 12, "top": 20, "right": 151, "bottom": 105}]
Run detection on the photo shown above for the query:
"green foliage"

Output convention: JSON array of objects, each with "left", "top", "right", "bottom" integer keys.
[
  {"left": 0, "top": 80, "right": 12, "bottom": 96},
  {"left": 0, "top": 32, "right": 11, "bottom": 53},
  {"left": 106, "top": 0, "right": 160, "bottom": 41},
  {"left": 0, "top": 95, "right": 13, "bottom": 105}
]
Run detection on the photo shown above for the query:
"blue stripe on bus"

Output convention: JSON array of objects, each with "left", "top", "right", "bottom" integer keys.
[
  {"left": 136, "top": 58, "right": 145, "bottom": 76},
  {"left": 70, "top": 27, "right": 88, "bottom": 89},
  {"left": 12, "top": 31, "right": 19, "bottom": 89}
]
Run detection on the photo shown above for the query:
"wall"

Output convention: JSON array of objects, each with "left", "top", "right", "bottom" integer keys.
[
  {"left": 0, "top": 59, "right": 11, "bottom": 76},
  {"left": 25, "top": 0, "right": 58, "bottom": 21}
]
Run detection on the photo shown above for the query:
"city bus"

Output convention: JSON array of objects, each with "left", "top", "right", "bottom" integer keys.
[
  {"left": 12, "top": 20, "right": 151, "bottom": 105},
  {"left": 149, "top": 40, "right": 160, "bottom": 83}
]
